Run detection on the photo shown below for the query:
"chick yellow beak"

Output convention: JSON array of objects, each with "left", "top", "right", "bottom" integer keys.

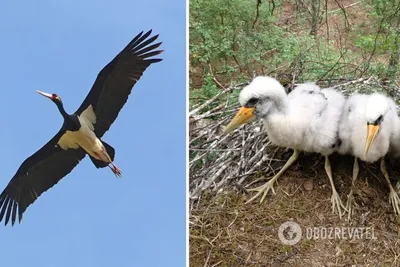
[
  {"left": 364, "top": 124, "right": 380, "bottom": 158},
  {"left": 223, "top": 107, "right": 256, "bottom": 134}
]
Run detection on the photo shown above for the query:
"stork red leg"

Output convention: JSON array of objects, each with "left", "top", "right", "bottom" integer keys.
[
  {"left": 93, "top": 151, "right": 123, "bottom": 178},
  {"left": 109, "top": 163, "right": 122, "bottom": 178}
]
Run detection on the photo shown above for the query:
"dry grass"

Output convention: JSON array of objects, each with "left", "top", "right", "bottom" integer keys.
[{"left": 190, "top": 154, "right": 400, "bottom": 266}]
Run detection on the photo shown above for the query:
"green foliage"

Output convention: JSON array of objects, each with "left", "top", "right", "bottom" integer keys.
[
  {"left": 353, "top": 0, "right": 400, "bottom": 78},
  {"left": 191, "top": 75, "right": 219, "bottom": 101},
  {"left": 190, "top": 0, "right": 400, "bottom": 108},
  {"left": 190, "top": 0, "right": 283, "bottom": 70}
]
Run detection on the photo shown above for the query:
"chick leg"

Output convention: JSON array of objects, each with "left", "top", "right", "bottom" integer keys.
[
  {"left": 380, "top": 157, "right": 400, "bottom": 215},
  {"left": 325, "top": 155, "right": 346, "bottom": 219},
  {"left": 346, "top": 157, "right": 359, "bottom": 220},
  {"left": 246, "top": 149, "right": 299, "bottom": 204}
]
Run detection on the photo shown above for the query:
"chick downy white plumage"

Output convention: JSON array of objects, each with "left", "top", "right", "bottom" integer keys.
[
  {"left": 338, "top": 92, "right": 400, "bottom": 217},
  {"left": 224, "top": 76, "right": 346, "bottom": 217}
]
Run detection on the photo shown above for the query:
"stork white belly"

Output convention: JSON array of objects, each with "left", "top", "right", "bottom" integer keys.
[
  {"left": 58, "top": 126, "right": 103, "bottom": 155},
  {"left": 57, "top": 105, "right": 104, "bottom": 159}
]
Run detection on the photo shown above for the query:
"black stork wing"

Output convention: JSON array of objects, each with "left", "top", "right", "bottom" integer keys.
[
  {"left": 0, "top": 128, "right": 86, "bottom": 226},
  {"left": 75, "top": 30, "right": 163, "bottom": 137}
]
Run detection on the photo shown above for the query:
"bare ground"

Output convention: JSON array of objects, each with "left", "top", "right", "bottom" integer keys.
[{"left": 190, "top": 153, "right": 400, "bottom": 266}]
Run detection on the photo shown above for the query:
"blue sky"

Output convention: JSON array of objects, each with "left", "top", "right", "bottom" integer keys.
[{"left": 0, "top": 1, "right": 185, "bottom": 266}]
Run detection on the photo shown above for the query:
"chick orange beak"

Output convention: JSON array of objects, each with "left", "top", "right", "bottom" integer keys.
[
  {"left": 223, "top": 107, "right": 256, "bottom": 134},
  {"left": 364, "top": 124, "right": 380, "bottom": 158}
]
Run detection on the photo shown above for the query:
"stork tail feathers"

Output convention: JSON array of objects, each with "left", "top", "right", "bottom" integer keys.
[{"left": 88, "top": 140, "right": 116, "bottom": 169}]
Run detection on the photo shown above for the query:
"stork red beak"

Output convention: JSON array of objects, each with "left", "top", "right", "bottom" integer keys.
[
  {"left": 36, "top": 90, "right": 53, "bottom": 100},
  {"left": 364, "top": 124, "right": 380, "bottom": 158},
  {"left": 223, "top": 107, "right": 256, "bottom": 134}
]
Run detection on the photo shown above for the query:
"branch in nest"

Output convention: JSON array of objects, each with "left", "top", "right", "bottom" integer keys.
[
  {"left": 330, "top": 76, "right": 371, "bottom": 89},
  {"left": 189, "top": 75, "right": 247, "bottom": 117},
  {"left": 189, "top": 88, "right": 232, "bottom": 117}
]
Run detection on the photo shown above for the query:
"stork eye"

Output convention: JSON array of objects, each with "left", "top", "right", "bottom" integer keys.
[{"left": 246, "top": 97, "right": 259, "bottom": 107}]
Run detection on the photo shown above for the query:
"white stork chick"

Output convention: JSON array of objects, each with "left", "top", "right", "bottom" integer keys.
[
  {"left": 224, "top": 76, "right": 346, "bottom": 217},
  {"left": 338, "top": 93, "right": 400, "bottom": 217}
]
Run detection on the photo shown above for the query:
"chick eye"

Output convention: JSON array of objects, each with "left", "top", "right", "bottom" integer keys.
[
  {"left": 246, "top": 97, "right": 259, "bottom": 107},
  {"left": 375, "top": 115, "right": 383, "bottom": 124}
]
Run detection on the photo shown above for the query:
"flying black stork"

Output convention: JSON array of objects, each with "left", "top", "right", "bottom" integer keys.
[{"left": 0, "top": 30, "right": 163, "bottom": 226}]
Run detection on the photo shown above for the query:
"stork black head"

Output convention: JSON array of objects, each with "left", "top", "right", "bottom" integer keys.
[
  {"left": 36, "top": 90, "right": 68, "bottom": 118},
  {"left": 36, "top": 90, "right": 62, "bottom": 104}
]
